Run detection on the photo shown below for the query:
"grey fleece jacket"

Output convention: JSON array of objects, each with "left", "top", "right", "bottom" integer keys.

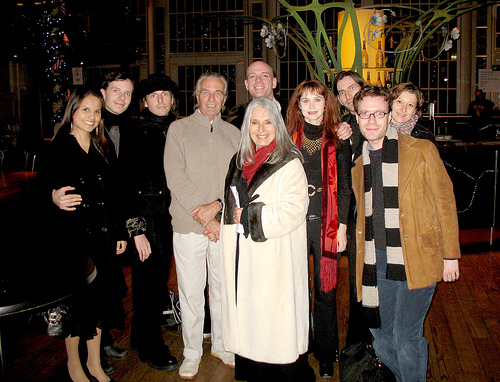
[{"left": 164, "top": 110, "right": 240, "bottom": 234}]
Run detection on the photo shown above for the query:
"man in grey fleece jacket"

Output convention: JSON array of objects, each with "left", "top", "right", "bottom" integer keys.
[{"left": 164, "top": 72, "right": 240, "bottom": 380}]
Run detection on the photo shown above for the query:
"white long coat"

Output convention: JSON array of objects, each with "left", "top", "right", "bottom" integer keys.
[{"left": 220, "top": 154, "right": 309, "bottom": 364}]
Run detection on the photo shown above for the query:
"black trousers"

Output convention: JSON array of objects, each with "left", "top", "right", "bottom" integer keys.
[
  {"left": 345, "top": 207, "right": 373, "bottom": 347},
  {"left": 130, "top": 214, "right": 173, "bottom": 352},
  {"left": 307, "top": 220, "right": 339, "bottom": 364}
]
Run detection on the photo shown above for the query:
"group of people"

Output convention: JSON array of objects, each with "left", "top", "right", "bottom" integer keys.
[
  {"left": 38, "top": 60, "right": 461, "bottom": 382},
  {"left": 39, "top": 72, "right": 180, "bottom": 382}
]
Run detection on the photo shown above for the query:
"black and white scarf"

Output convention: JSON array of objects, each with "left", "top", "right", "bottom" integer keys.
[{"left": 361, "top": 125, "right": 406, "bottom": 328}]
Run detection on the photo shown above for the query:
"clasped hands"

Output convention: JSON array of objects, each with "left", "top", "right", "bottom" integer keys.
[{"left": 191, "top": 201, "right": 221, "bottom": 242}]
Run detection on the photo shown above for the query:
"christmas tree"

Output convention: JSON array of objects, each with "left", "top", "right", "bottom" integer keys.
[{"left": 36, "top": 0, "right": 71, "bottom": 131}]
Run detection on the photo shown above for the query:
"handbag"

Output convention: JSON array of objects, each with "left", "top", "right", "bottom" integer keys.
[
  {"left": 162, "top": 291, "right": 181, "bottom": 331},
  {"left": 41, "top": 305, "right": 72, "bottom": 338},
  {"left": 339, "top": 342, "right": 396, "bottom": 382}
]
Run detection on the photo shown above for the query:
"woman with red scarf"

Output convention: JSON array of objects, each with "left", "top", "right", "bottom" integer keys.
[
  {"left": 220, "top": 97, "right": 314, "bottom": 382},
  {"left": 287, "top": 79, "right": 352, "bottom": 378}
]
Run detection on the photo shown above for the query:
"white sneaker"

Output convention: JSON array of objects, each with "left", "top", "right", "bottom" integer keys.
[
  {"left": 211, "top": 348, "right": 235, "bottom": 368},
  {"left": 179, "top": 358, "right": 200, "bottom": 380}
]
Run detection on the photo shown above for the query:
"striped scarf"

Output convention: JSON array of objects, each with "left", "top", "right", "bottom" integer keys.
[
  {"left": 389, "top": 113, "right": 418, "bottom": 135},
  {"left": 361, "top": 125, "right": 406, "bottom": 328}
]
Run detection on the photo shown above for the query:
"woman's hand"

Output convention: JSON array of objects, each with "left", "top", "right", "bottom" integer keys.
[
  {"left": 52, "top": 186, "right": 82, "bottom": 211},
  {"left": 116, "top": 241, "right": 127, "bottom": 255},
  {"left": 443, "top": 259, "right": 459, "bottom": 282},
  {"left": 337, "top": 223, "right": 348, "bottom": 252},
  {"left": 233, "top": 207, "right": 243, "bottom": 224},
  {"left": 134, "top": 234, "right": 152, "bottom": 261}
]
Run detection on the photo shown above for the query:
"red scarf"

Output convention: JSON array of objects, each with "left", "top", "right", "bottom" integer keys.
[
  {"left": 292, "top": 129, "right": 339, "bottom": 292},
  {"left": 243, "top": 140, "right": 276, "bottom": 185}
]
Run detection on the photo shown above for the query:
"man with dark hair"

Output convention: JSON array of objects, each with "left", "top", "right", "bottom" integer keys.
[
  {"left": 97, "top": 71, "right": 135, "bottom": 370},
  {"left": 100, "top": 71, "right": 134, "bottom": 158},
  {"left": 334, "top": 70, "right": 366, "bottom": 159},
  {"left": 334, "top": 71, "right": 373, "bottom": 356}
]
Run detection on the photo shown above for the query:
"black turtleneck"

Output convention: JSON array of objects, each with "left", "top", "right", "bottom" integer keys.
[
  {"left": 139, "top": 109, "right": 176, "bottom": 136},
  {"left": 102, "top": 109, "right": 130, "bottom": 129},
  {"left": 303, "top": 121, "right": 323, "bottom": 140}
]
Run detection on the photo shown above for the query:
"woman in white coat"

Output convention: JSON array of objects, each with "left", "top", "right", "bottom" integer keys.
[{"left": 220, "top": 97, "right": 314, "bottom": 382}]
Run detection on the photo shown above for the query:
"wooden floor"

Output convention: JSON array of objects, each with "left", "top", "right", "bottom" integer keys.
[{"left": 1, "top": 171, "right": 500, "bottom": 381}]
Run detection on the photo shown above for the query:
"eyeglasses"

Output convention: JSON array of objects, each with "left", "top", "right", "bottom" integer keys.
[
  {"left": 337, "top": 85, "right": 360, "bottom": 97},
  {"left": 357, "top": 111, "right": 389, "bottom": 119}
]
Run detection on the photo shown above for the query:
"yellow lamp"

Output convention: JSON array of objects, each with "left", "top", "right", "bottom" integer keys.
[{"left": 338, "top": 9, "right": 385, "bottom": 85}]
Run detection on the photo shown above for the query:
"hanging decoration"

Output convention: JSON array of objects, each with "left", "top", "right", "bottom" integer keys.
[
  {"left": 260, "top": 21, "right": 288, "bottom": 58},
  {"left": 36, "top": 0, "right": 71, "bottom": 128}
]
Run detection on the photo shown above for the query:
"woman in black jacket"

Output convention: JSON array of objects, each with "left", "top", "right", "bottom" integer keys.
[
  {"left": 125, "top": 73, "right": 179, "bottom": 371},
  {"left": 39, "top": 87, "right": 127, "bottom": 382}
]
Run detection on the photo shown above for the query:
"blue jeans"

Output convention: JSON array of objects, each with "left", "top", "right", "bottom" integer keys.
[{"left": 370, "top": 249, "right": 436, "bottom": 382}]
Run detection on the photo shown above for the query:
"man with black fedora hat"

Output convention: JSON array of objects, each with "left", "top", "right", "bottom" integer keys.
[{"left": 125, "top": 73, "right": 179, "bottom": 371}]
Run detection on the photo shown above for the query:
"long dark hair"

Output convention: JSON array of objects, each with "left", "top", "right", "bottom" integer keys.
[
  {"left": 58, "top": 86, "right": 110, "bottom": 161},
  {"left": 286, "top": 79, "right": 342, "bottom": 147}
]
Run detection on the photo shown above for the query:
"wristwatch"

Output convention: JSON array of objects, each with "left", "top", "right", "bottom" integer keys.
[{"left": 217, "top": 198, "right": 223, "bottom": 210}]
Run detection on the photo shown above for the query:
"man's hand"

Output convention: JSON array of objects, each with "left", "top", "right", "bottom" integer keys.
[
  {"left": 337, "top": 121, "right": 353, "bottom": 141},
  {"left": 203, "top": 219, "right": 221, "bottom": 242},
  {"left": 116, "top": 241, "right": 127, "bottom": 255},
  {"left": 443, "top": 259, "right": 459, "bottom": 282},
  {"left": 191, "top": 200, "right": 220, "bottom": 227},
  {"left": 52, "top": 186, "right": 82, "bottom": 211},
  {"left": 134, "top": 234, "right": 152, "bottom": 262}
]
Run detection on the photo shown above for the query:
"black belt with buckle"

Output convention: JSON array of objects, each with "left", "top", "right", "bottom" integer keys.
[{"left": 308, "top": 185, "right": 322, "bottom": 196}]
